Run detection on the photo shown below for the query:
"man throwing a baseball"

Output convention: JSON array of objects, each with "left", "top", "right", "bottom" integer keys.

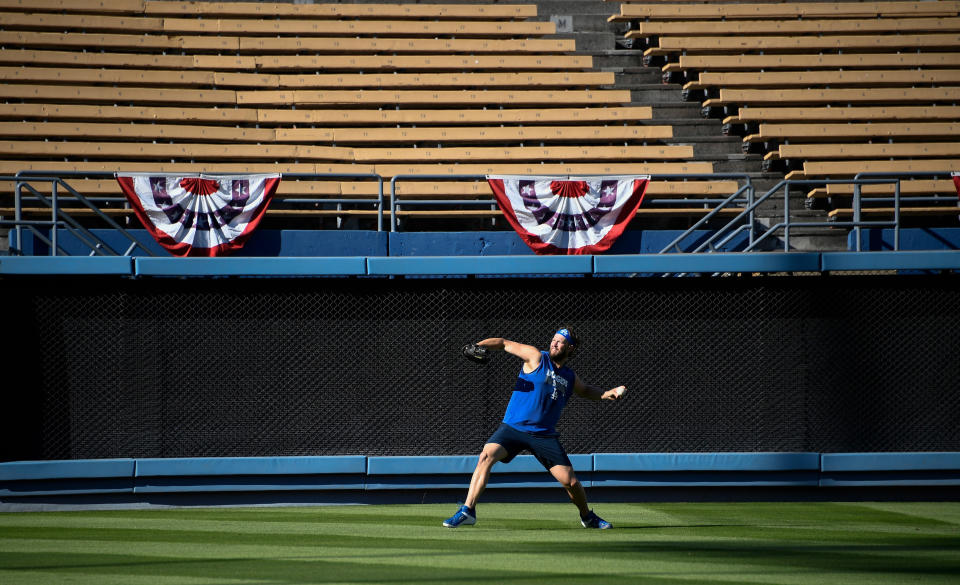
[{"left": 444, "top": 327, "right": 626, "bottom": 530}]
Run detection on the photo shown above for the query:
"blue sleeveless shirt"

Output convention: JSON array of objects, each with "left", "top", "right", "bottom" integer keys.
[{"left": 502, "top": 351, "right": 576, "bottom": 435}]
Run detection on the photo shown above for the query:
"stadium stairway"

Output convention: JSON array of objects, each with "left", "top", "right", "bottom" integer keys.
[{"left": 528, "top": 0, "right": 849, "bottom": 250}]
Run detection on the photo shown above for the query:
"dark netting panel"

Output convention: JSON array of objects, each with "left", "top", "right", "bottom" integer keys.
[{"left": 2, "top": 275, "right": 959, "bottom": 461}]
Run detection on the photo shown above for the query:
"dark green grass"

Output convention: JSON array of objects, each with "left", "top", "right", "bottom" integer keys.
[{"left": 2, "top": 502, "right": 959, "bottom": 584}]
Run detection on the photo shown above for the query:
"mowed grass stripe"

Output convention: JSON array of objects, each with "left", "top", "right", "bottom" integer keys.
[{"left": 1, "top": 503, "right": 958, "bottom": 585}]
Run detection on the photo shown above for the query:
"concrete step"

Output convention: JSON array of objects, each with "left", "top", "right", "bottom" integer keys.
[
  {"left": 628, "top": 85, "right": 685, "bottom": 103},
  {"left": 650, "top": 101, "right": 707, "bottom": 120},
  {"left": 611, "top": 70, "right": 666, "bottom": 85},
  {"left": 587, "top": 50, "right": 646, "bottom": 70},
  {"left": 546, "top": 14, "right": 617, "bottom": 33},
  {"left": 559, "top": 32, "right": 615, "bottom": 52},
  {"left": 534, "top": 0, "right": 620, "bottom": 17},
  {"left": 688, "top": 141, "right": 750, "bottom": 157},
  {"left": 657, "top": 120, "right": 728, "bottom": 137}
]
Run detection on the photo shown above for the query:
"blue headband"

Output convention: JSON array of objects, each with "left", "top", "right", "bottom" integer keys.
[{"left": 556, "top": 328, "right": 575, "bottom": 345}]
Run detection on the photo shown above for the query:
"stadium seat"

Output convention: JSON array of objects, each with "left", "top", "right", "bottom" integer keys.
[
  {"left": 609, "top": 1, "right": 960, "bottom": 22},
  {"left": 0, "top": 0, "right": 733, "bottom": 232}
]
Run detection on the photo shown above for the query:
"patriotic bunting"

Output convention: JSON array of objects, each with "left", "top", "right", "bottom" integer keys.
[
  {"left": 487, "top": 175, "right": 649, "bottom": 254},
  {"left": 117, "top": 173, "right": 280, "bottom": 257},
  {"left": 952, "top": 172, "right": 960, "bottom": 198}
]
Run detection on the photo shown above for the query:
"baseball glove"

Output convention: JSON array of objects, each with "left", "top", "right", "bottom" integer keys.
[{"left": 461, "top": 343, "right": 490, "bottom": 364}]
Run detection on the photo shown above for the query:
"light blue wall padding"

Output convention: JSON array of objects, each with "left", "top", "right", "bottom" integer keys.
[
  {"left": 3, "top": 453, "right": 960, "bottom": 498},
  {"left": 820, "top": 452, "right": 960, "bottom": 472},
  {"left": 135, "top": 456, "right": 367, "bottom": 477},
  {"left": 367, "top": 255, "right": 593, "bottom": 275},
  {"left": 5, "top": 251, "right": 960, "bottom": 276},
  {"left": 594, "top": 253, "right": 822, "bottom": 274},
  {"left": 820, "top": 251, "right": 960, "bottom": 272},
  {"left": 0, "top": 458, "right": 135, "bottom": 481},
  {"left": 593, "top": 452, "right": 820, "bottom": 472},
  {"left": 134, "top": 257, "right": 367, "bottom": 276},
  {"left": 0, "top": 256, "right": 132, "bottom": 275},
  {"left": 366, "top": 454, "right": 593, "bottom": 475},
  {"left": 364, "top": 454, "right": 595, "bottom": 489},
  {"left": 133, "top": 456, "right": 368, "bottom": 494}
]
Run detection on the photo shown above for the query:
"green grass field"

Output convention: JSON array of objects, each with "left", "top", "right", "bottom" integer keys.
[{"left": 2, "top": 502, "right": 959, "bottom": 584}]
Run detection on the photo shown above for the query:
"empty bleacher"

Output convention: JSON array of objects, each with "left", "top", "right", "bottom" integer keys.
[
  {"left": 612, "top": 0, "right": 960, "bottom": 226},
  {"left": 0, "top": 0, "right": 735, "bottom": 235}
]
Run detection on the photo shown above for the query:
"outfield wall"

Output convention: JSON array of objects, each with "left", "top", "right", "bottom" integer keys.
[{"left": 2, "top": 270, "right": 959, "bottom": 463}]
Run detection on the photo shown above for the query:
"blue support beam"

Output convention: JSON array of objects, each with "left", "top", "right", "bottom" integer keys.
[
  {"left": 367, "top": 255, "right": 593, "bottom": 276},
  {"left": 820, "top": 251, "right": 960, "bottom": 272},
  {"left": 3, "top": 250, "right": 959, "bottom": 278},
  {"left": 594, "top": 253, "right": 821, "bottom": 275},
  {"left": 134, "top": 257, "right": 367, "bottom": 276},
  {"left": 0, "top": 256, "right": 132, "bottom": 275}
]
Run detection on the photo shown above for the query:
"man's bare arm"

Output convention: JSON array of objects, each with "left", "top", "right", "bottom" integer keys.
[
  {"left": 573, "top": 375, "right": 626, "bottom": 402},
  {"left": 477, "top": 338, "right": 541, "bottom": 372}
]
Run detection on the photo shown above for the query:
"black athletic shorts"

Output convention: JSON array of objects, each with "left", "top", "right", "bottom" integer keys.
[{"left": 486, "top": 422, "right": 573, "bottom": 470}]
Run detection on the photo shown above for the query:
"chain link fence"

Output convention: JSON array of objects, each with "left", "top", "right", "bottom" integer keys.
[{"left": 2, "top": 275, "right": 959, "bottom": 461}]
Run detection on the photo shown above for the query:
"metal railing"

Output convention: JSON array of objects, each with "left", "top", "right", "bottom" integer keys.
[
  {"left": 4, "top": 169, "right": 955, "bottom": 256},
  {"left": 686, "top": 172, "right": 958, "bottom": 254},
  {"left": 3, "top": 171, "right": 385, "bottom": 256},
  {"left": 5, "top": 172, "right": 155, "bottom": 257},
  {"left": 390, "top": 173, "right": 755, "bottom": 235}
]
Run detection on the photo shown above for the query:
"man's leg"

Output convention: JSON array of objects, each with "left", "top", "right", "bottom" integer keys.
[
  {"left": 549, "top": 464, "right": 590, "bottom": 516},
  {"left": 444, "top": 443, "right": 509, "bottom": 527},
  {"left": 550, "top": 464, "right": 612, "bottom": 529},
  {"left": 465, "top": 443, "right": 508, "bottom": 508}
]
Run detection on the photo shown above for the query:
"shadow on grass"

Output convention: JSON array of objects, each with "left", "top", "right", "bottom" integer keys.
[{"left": 3, "top": 533, "right": 960, "bottom": 585}]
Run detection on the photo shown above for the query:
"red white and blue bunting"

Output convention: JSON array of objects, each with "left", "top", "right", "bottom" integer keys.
[
  {"left": 952, "top": 172, "right": 960, "bottom": 197},
  {"left": 487, "top": 175, "right": 649, "bottom": 254},
  {"left": 117, "top": 173, "right": 281, "bottom": 257}
]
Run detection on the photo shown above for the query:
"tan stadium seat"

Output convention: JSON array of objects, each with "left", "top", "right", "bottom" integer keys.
[
  {"left": 807, "top": 180, "right": 956, "bottom": 200},
  {"left": 770, "top": 143, "right": 960, "bottom": 161},
  {"left": 0, "top": 67, "right": 616, "bottom": 90},
  {"left": 0, "top": 1, "right": 538, "bottom": 19},
  {"left": 0, "top": 104, "right": 653, "bottom": 126},
  {"left": 0, "top": 50, "right": 595, "bottom": 72},
  {"left": 235, "top": 89, "right": 632, "bottom": 107},
  {"left": 0, "top": 12, "right": 554, "bottom": 36},
  {"left": 0, "top": 161, "right": 715, "bottom": 178},
  {"left": 351, "top": 145, "right": 693, "bottom": 163},
  {"left": 0, "top": 84, "right": 237, "bottom": 105},
  {"left": 745, "top": 122, "right": 960, "bottom": 142},
  {"left": 256, "top": 106, "right": 654, "bottom": 126},
  {"left": 703, "top": 87, "right": 960, "bottom": 108},
  {"left": 786, "top": 159, "right": 960, "bottom": 179},
  {"left": 610, "top": 2, "right": 960, "bottom": 22},
  {"left": 724, "top": 106, "right": 960, "bottom": 126},
  {"left": 0, "top": 122, "right": 668, "bottom": 144},
  {"left": 4, "top": 142, "right": 690, "bottom": 163},
  {"left": 0, "top": 32, "right": 576, "bottom": 54},
  {"left": 628, "top": 16, "right": 960, "bottom": 38},
  {"left": 665, "top": 53, "right": 960, "bottom": 74},
  {"left": 828, "top": 207, "right": 960, "bottom": 220},
  {"left": 644, "top": 33, "right": 960, "bottom": 57},
  {"left": 0, "top": 0, "right": 144, "bottom": 14},
  {"left": 685, "top": 70, "right": 960, "bottom": 91},
  {"left": 142, "top": 2, "right": 540, "bottom": 20},
  {"left": 0, "top": 84, "right": 631, "bottom": 107}
]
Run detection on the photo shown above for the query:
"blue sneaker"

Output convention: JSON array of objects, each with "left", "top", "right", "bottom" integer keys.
[
  {"left": 580, "top": 510, "right": 612, "bottom": 529},
  {"left": 443, "top": 505, "right": 476, "bottom": 528}
]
